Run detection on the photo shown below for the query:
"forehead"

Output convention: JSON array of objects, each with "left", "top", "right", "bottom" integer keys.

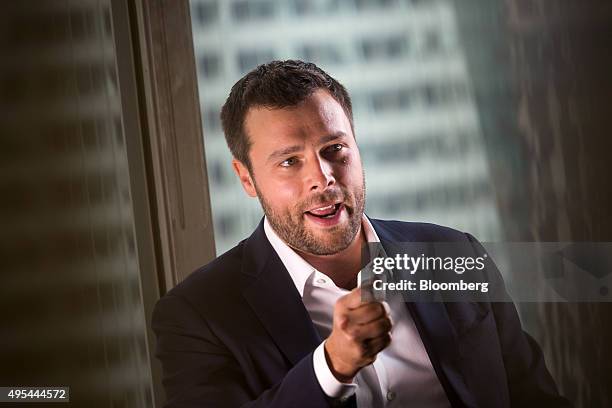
[{"left": 244, "top": 89, "right": 352, "bottom": 148}]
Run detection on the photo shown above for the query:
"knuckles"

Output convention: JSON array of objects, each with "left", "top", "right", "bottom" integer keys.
[
  {"left": 379, "top": 317, "right": 392, "bottom": 333},
  {"left": 347, "top": 327, "right": 361, "bottom": 340}
]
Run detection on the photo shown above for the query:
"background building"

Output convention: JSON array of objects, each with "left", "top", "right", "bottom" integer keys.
[{"left": 189, "top": 0, "right": 503, "bottom": 253}]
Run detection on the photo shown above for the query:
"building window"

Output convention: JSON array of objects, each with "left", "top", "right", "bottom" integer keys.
[
  {"left": 369, "top": 88, "right": 412, "bottom": 112},
  {"left": 193, "top": 0, "right": 219, "bottom": 27},
  {"left": 236, "top": 49, "right": 275, "bottom": 73},
  {"left": 298, "top": 43, "right": 343, "bottom": 65},
  {"left": 405, "top": 0, "right": 430, "bottom": 6},
  {"left": 371, "top": 179, "right": 491, "bottom": 213},
  {"left": 209, "top": 160, "right": 225, "bottom": 185},
  {"left": 360, "top": 131, "right": 476, "bottom": 165},
  {"left": 217, "top": 214, "right": 236, "bottom": 237},
  {"left": 421, "top": 82, "right": 469, "bottom": 107},
  {"left": 290, "top": 0, "right": 341, "bottom": 15},
  {"left": 422, "top": 29, "right": 442, "bottom": 55},
  {"left": 199, "top": 54, "right": 222, "bottom": 79},
  {"left": 350, "top": 0, "right": 399, "bottom": 11},
  {"left": 203, "top": 107, "right": 221, "bottom": 132},
  {"left": 290, "top": 0, "right": 317, "bottom": 15},
  {"left": 359, "top": 35, "right": 409, "bottom": 61},
  {"left": 231, "top": 0, "right": 276, "bottom": 22},
  {"left": 422, "top": 84, "right": 441, "bottom": 106}
]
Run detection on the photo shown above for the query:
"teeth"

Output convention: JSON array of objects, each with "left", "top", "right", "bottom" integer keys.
[
  {"left": 308, "top": 203, "right": 337, "bottom": 216},
  {"left": 313, "top": 204, "right": 335, "bottom": 212}
]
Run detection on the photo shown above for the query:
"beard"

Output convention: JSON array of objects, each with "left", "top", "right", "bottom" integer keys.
[{"left": 254, "top": 174, "right": 366, "bottom": 256}]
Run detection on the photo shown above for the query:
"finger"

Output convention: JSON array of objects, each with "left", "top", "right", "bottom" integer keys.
[
  {"left": 337, "top": 314, "right": 349, "bottom": 330},
  {"left": 382, "top": 301, "right": 391, "bottom": 316},
  {"left": 360, "top": 316, "right": 393, "bottom": 340},
  {"left": 347, "top": 302, "right": 387, "bottom": 325},
  {"left": 338, "top": 287, "right": 366, "bottom": 310},
  {"left": 362, "top": 333, "right": 392, "bottom": 356},
  {"left": 345, "top": 315, "right": 392, "bottom": 342},
  {"left": 341, "top": 286, "right": 382, "bottom": 311}
]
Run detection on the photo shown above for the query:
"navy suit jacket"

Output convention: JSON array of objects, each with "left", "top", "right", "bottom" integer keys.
[{"left": 152, "top": 218, "right": 570, "bottom": 407}]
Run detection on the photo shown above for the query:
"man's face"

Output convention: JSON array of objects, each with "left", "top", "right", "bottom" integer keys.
[{"left": 233, "top": 89, "right": 366, "bottom": 255}]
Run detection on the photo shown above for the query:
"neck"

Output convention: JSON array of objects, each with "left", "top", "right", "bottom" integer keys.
[{"left": 296, "top": 226, "right": 368, "bottom": 290}]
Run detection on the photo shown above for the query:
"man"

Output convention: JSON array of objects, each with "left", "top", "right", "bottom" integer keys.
[{"left": 152, "top": 60, "right": 569, "bottom": 407}]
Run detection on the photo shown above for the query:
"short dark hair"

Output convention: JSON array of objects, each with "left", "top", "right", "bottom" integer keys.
[{"left": 220, "top": 60, "right": 354, "bottom": 171}]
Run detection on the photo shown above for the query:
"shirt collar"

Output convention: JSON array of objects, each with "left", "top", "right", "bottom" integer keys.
[{"left": 263, "top": 214, "right": 381, "bottom": 297}]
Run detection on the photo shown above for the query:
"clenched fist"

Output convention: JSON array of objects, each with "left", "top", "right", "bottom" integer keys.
[{"left": 324, "top": 286, "right": 393, "bottom": 383}]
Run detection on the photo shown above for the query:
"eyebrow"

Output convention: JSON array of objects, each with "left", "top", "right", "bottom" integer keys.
[{"left": 266, "top": 132, "right": 348, "bottom": 163}]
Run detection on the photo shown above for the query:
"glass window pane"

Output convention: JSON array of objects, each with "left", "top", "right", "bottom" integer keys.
[
  {"left": 1, "top": 2, "right": 154, "bottom": 406},
  {"left": 190, "top": 0, "right": 502, "bottom": 255}
]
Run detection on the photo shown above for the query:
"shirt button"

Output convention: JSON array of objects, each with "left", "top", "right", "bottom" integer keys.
[
  {"left": 386, "top": 390, "right": 396, "bottom": 401},
  {"left": 316, "top": 278, "right": 327, "bottom": 284}
]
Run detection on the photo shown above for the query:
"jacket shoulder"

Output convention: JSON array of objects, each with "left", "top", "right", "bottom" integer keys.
[{"left": 163, "top": 240, "right": 247, "bottom": 306}]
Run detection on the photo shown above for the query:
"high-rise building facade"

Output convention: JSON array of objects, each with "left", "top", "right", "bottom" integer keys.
[{"left": 189, "top": 0, "right": 502, "bottom": 253}]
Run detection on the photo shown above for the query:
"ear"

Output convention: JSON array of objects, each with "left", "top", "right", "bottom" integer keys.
[{"left": 232, "top": 158, "right": 258, "bottom": 198}]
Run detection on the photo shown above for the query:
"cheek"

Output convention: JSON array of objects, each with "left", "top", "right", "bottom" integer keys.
[
  {"left": 262, "top": 178, "right": 304, "bottom": 209},
  {"left": 338, "top": 157, "right": 364, "bottom": 186}
]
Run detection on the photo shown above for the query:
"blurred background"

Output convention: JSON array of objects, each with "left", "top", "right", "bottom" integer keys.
[
  {"left": 191, "top": 1, "right": 612, "bottom": 403},
  {"left": 1, "top": 1, "right": 156, "bottom": 407},
  {"left": 192, "top": 0, "right": 503, "bottom": 253},
  {"left": 1, "top": 0, "right": 611, "bottom": 406}
]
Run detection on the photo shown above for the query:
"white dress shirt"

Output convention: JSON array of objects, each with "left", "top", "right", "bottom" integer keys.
[{"left": 264, "top": 215, "right": 451, "bottom": 407}]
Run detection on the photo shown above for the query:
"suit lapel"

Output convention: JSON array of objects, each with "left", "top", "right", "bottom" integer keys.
[
  {"left": 371, "top": 219, "right": 478, "bottom": 408},
  {"left": 407, "top": 302, "right": 477, "bottom": 408},
  {"left": 240, "top": 220, "right": 322, "bottom": 366},
  {"left": 239, "top": 217, "right": 478, "bottom": 406}
]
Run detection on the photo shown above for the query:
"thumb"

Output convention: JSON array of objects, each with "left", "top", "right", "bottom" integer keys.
[{"left": 335, "top": 313, "right": 349, "bottom": 330}]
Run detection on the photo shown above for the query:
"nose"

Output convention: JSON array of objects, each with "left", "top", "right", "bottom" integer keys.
[{"left": 306, "top": 155, "right": 335, "bottom": 192}]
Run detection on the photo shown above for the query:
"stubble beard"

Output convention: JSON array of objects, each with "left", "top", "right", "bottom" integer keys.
[{"left": 254, "top": 175, "right": 366, "bottom": 256}]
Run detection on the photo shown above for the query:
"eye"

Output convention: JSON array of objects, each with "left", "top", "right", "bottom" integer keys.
[
  {"left": 280, "top": 157, "right": 297, "bottom": 167},
  {"left": 326, "top": 143, "right": 344, "bottom": 153}
]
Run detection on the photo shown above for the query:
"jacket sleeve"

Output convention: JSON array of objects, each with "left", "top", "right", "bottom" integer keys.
[
  {"left": 151, "top": 293, "right": 338, "bottom": 408},
  {"left": 465, "top": 233, "right": 573, "bottom": 407}
]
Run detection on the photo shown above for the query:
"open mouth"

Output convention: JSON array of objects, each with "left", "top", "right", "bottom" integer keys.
[{"left": 305, "top": 203, "right": 342, "bottom": 219}]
